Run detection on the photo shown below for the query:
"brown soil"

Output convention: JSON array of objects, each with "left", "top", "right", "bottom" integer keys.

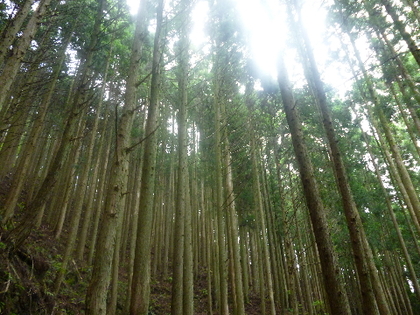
[
  {"left": 0, "top": 176, "right": 266, "bottom": 314},
  {"left": 0, "top": 222, "right": 268, "bottom": 314}
]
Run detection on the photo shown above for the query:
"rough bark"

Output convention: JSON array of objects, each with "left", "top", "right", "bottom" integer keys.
[
  {"left": 277, "top": 53, "right": 351, "bottom": 315},
  {"left": 291, "top": 4, "right": 390, "bottom": 312},
  {"left": 85, "top": 0, "right": 148, "bottom": 312},
  {"left": 0, "top": 0, "right": 53, "bottom": 110},
  {"left": 0, "top": 0, "right": 37, "bottom": 66}
]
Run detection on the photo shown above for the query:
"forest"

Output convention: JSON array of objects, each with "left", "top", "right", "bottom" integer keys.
[{"left": 0, "top": 0, "right": 419, "bottom": 314}]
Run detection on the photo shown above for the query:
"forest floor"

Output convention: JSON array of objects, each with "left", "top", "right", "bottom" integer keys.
[
  {"left": 0, "top": 224, "right": 264, "bottom": 314},
  {"left": 0, "top": 176, "right": 265, "bottom": 314}
]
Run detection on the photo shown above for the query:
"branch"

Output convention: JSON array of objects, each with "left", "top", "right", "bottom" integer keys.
[
  {"left": 135, "top": 71, "right": 152, "bottom": 87},
  {"left": 125, "top": 124, "right": 159, "bottom": 153}
]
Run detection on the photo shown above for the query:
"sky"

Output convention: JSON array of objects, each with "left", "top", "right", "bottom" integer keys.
[{"left": 126, "top": 0, "right": 354, "bottom": 96}]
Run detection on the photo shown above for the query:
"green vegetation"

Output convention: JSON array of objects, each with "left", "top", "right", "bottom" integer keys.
[{"left": 0, "top": 0, "right": 420, "bottom": 314}]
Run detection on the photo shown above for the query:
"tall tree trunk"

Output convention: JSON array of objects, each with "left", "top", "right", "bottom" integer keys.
[
  {"left": 290, "top": 3, "right": 390, "bottom": 312},
  {"left": 87, "top": 126, "right": 114, "bottom": 265},
  {"left": 122, "top": 149, "right": 143, "bottom": 314},
  {"left": 224, "top": 148, "right": 246, "bottom": 315},
  {"left": 129, "top": 1, "right": 164, "bottom": 313},
  {"left": 171, "top": 3, "right": 191, "bottom": 311},
  {"left": 52, "top": 113, "right": 88, "bottom": 293},
  {"left": 249, "top": 131, "right": 276, "bottom": 314},
  {"left": 183, "top": 170, "right": 194, "bottom": 315},
  {"left": 0, "top": 0, "right": 37, "bottom": 66},
  {"left": 85, "top": 0, "right": 148, "bottom": 312},
  {"left": 75, "top": 112, "right": 111, "bottom": 261},
  {"left": 277, "top": 52, "right": 351, "bottom": 315},
  {"left": 380, "top": 0, "right": 420, "bottom": 67},
  {"left": 0, "top": 0, "right": 53, "bottom": 110},
  {"left": 211, "top": 41, "right": 229, "bottom": 315}
]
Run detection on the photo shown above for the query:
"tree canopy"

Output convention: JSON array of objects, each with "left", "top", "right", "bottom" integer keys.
[{"left": 0, "top": 0, "right": 419, "bottom": 314}]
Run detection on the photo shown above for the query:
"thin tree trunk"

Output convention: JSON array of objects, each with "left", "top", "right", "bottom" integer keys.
[
  {"left": 171, "top": 6, "right": 190, "bottom": 310},
  {"left": 0, "top": 0, "right": 53, "bottom": 110},
  {"left": 75, "top": 42, "right": 113, "bottom": 262},
  {"left": 380, "top": 0, "right": 420, "bottom": 67},
  {"left": 129, "top": 1, "right": 164, "bottom": 313},
  {"left": 183, "top": 170, "right": 194, "bottom": 315},
  {"left": 122, "top": 150, "right": 143, "bottom": 315},
  {"left": 87, "top": 122, "right": 113, "bottom": 265},
  {"left": 224, "top": 149, "right": 246, "bottom": 315},
  {"left": 212, "top": 42, "right": 230, "bottom": 315},
  {"left": 250, "top": 136, "right": 276, "bottom": 315},
  {"left": 75, "top": 112, "right": 110, "bottom": 261},
  {"left": 52, "top": 114, "right": 88, "bottom": 293}
]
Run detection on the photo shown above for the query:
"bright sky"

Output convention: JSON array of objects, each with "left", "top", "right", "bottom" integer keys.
[{"left": 126, "top": 0, "right": 353, "bottom": 96}]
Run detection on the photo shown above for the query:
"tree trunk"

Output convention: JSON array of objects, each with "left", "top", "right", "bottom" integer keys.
[
  {"left": 171, "top": 4, "right": 191, "bottom": 310},
  {"left": 224, "top": 148, "right": 246, "bottom": 315},
  {"left": 129, "top": 1, "right": 164, "bottom": 313},
  {"left": 290, "top": 3, "right": 390, "bottom": 312},
  {"left": 380, "top": 0, "right": 420, "bottom": 67},
  {"left": 0, "top": 0, "right": 37, "bottom": 66},
  {"left": 0, "top": 0, "right": 53, "bottom": 110},
  {"left": 211, "top": 40, "right": 230, "bottom": 315},
  {"left": 277, "top": 53, "right": 351, "bottom": 315},
  {"left": 249, "top": 134, "right": 276, "bottom": 314},
  {"left": 85, "top": 0, "right": 148, "bottom": 312}
]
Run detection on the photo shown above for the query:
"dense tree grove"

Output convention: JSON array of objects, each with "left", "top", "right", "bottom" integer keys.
[{"left": 0, "top": 0, "right": 419, "bottom": 314}]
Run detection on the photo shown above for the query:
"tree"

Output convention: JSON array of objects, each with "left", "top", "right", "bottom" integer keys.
[
  {"left": 277, "top": 52, "right": 352, "bottom": 314},
  {"left": 85, "top": 0, "right": 148, "bottom": 312},
  {"left": 171, "top": 0, "right": 194, "bottom": 313},
  {"left": 288, "top": 1, "right": 390, "bottom": 313},
  {"left": 0, "top": 0, "right": 53, "bottom": 111},
  {"left": 3, "top": 0, "right": 107, "bottom": 249},
  {"left": 1, "top": 0, "right": 420, "bottom": 314},
  {"left": 129, "top": 0, "right": 164, "bottom": 313}
]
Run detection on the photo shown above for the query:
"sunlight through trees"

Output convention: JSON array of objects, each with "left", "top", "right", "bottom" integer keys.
[{"left": 0, "top": 0, "right": 419, "bottom": 314}]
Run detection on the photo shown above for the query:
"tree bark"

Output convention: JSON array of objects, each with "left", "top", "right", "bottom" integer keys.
[
  {"left": 380, "top": 0, "right": 420, "bottom": 67},
  {"left": 277, "top": 52, "right": 352, "bottom": 315},
  {"left": 0, "top": 0, "right": 53, "bottom": 110},
  {"left": 85, "top": 0, "right": 148, "bottom": 312},
  {"left": 0, "top": 0, "right": 37, "bottom": 66},
  {"left": 290, "top": 3, "right": 390, "bottom": 312},
  {"left": 171, "top": 4, "right": 191, "bottom": 311},
  {"left": 129, "top": 1, "right": 164, "bottom": 313}
]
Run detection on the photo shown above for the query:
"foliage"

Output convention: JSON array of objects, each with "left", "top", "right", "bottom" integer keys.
[{"left": 0, "top": 0, "right": 419, "bottom": 313}]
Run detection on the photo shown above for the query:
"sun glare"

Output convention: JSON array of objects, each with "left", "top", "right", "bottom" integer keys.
[
  {"left": 125, "top": 0, "right": 352, "bottom": 95},
  {"left": 190, "top": 1, "right": 209, "bottom": 47},
  {"left": 127, "top": 0, "right": 139, "bottom": 15},
  {"left": 235, "top": 0, "right": 287, "bottom": 79}
]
